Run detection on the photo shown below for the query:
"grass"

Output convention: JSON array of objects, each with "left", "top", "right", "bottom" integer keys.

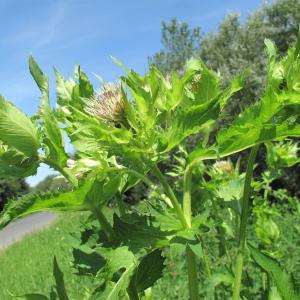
[{"left": 0, "top": 211, "right": 95, "bottom": 299}]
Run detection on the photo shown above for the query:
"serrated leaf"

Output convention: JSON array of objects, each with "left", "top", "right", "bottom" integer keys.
[
  {"left": 131, "top": 249, "right": 165, "bottom": 293},
  {"left": 0, "top": 145, "right": 39, "bottom": 176},
  {"left": 85, "top": 174, "right": 121, "bottom": 209},
  {"left": 29, "top": 56, "right": 70, "bottom": 175},
  {"left": 249, "top": 244, "right": 300, "bottom": 300},
  {"left": 90, "top": 246, "right": 137, "bottom": 300},
  {"left": 0, "top": 96, "right": 39, "bottom": 156},
  {"left": 72, "top": 245, "right": 106, "bottom": 276},
  {"left": 161, "top": 97, "right": 220, "bottom": 152},
  {"left": 113, "top": 213, "right": 170, "bottom": 252},
  {"left": 0, "top": 181, "right": 93, "bottom": 229}
]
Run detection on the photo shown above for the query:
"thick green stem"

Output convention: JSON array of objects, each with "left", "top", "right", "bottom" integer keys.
[
  {"left": 232, "top": 145, "right": 259, "bottom": 300},
  {"left": 151, "top": 164, "right": 189, "bottom": 228},
  {"left": 183, "top": 166, "right": 200, "bottom": 299},
  {"left": 186, "top": 245, "right": 199, "bottom": 300},
  {"left": 92, "top": 207, "right": 115, "bottom": 240},
  {"left": 183, "top": 167, "right": 192, "bottom": 227},
  {"left": 40, "top": 156, "right": 78, "bottom": 187}
]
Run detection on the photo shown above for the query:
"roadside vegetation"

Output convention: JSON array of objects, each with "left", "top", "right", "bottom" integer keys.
[{"left": 0, "top": 1, "right": 299, "bottom": 299}]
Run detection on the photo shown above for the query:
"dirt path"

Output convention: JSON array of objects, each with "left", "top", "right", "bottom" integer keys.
[{"left": 0, "top": 212, "right": 58, "bottom": 251}]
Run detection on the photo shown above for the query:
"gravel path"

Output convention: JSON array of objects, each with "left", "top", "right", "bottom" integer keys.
[{"left": 0, "top": 212, "right": 58, "bottom": 251}]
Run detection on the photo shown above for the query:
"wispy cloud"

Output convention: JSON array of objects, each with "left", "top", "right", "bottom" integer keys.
[{"left": 4, "top": 1, "right": 66, "bottom": 51}]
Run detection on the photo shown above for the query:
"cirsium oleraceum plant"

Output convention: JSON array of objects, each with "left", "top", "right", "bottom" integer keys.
[{"left": 0, "top": 32, "right": 300, "bottom": 300}]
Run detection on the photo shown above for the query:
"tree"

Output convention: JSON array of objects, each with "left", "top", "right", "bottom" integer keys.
[
  {"left": 34, "top": 174, "right": 72, "bottom": 193},
  {"left": 149, "top": 18, "right": 202, "bottom": 74},
  {"left": 0, "top": 177, "right": 29, "bottom": 211}
]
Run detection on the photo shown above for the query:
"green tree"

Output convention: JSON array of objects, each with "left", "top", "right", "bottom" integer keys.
[
  {"left": 0, "top": 177, "right": 28, "bottom": 211},
  {"left": 34, "top": 174, "right": 72, "bottom": 193},
  {"left": 149, "top": 18, "right": 201, "bottom": 74}
]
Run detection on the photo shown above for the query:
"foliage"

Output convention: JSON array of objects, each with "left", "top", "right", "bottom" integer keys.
[
  {"left": 0, "top": 177, "right": 28, "bottom": 212},
  {"left": 150, "top": 0, "right": 300, "bottom": 196},
  {"left": 0, "top": 30, "right": 299, "bottom": 300},
  {"left": 34, "top": 175, "right": 72, "bottom": 193}
]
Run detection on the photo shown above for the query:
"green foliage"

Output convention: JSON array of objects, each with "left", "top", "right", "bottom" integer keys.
[
  {"left": 0, "top": 96, "right": 39, "bottom": 156},
  {"left": 0, "top": 177, "right": 28, "bottom": 211},
  {"left": 149, "top": 18, "right": 201, "bottom": 74},
  {"left": 0, "top": 25, "right": 299, "bottom": 300},
  {"left": 29, "top": 56, "right": 69, "bottom": 173},
  {"left": 249, "top": 244, "right": 300, "bottom": 300},
  {"left": 34, "top": 175, "right": 71, "bottom": 193},
  {"left": 0, "top": 183, "right": 92, "bottom": 229}
]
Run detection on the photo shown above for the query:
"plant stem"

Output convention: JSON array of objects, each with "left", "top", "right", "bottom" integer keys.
[
  {"left": 186, "top": 245, "right": 199, "bottom": 300},
  {"left": 232, "top": 145, "right": 259, "bottom": 300},
  {"left": 151, "top": 164, "right": 189, "bottom": 228},
  {"left": 92, "top": 207, "right": 115, "bottom": 240},
  {"left": 183, "top": 165, "right": 201, "bottom": 299},
  {"left": 183, "top": 166, "right": 192, "bottom": 227},
  {"left": 40, "top": 156, "right": 78, "bottom": 187}
]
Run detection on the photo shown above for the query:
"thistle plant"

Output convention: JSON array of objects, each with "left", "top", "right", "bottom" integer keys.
[{"left": 0, "top": 32, "right": 299, "bottom": 299}]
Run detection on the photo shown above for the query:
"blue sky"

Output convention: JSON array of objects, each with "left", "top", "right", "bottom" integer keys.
[{"left": 0, "top": 0, "right": 263, "bottom": 185}]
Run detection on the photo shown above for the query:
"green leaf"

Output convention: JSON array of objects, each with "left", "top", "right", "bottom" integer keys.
[
  {"left": 0, "top": 96, "right": 39, "bottom": 156},
  {"left": 266, "top": 141, "right": 300, "bottom": 168},
  {"left": 75, "top": 66, "right": 94, "bottom": 98},
  {"left": 52, "top": 257, "right": 70, "bottom": 300},
  {"left": 249, "top": 244, "right": 300, "bottom": 300},
  {"left": 161, "top": 97, "right": 221, "bottom": 152},
  {"left": 113, "top": 213, "right": 170, "bottom": 252},
  {"left": 90, "top": 246, "right": 137, "bottom": 300},
  {"left": 0, "top": 182, "right": 93, "bottom": 229},
  {"left": 72, "top": 245, "right": 106, "bottom": 276},
  {"left": 29, "top": 56, "right": 69, "bottom": 174},
  {"left": 130, "top": 249, "right": 165, "bottom": 293},
  {"left": 85, "top": 174, "right": 122, "bottom": 209},
  {"left": 205, "top": 272, "right": 233, "bottom": 300},
  {"left": 54, "top": 68, "right": 76, "bottom": 110},
  {"left": 193, "top": 63, "right": 220, "bottom": 103},
  {"left": 0, "top": 145, "right": 39, "bottom": 176}
]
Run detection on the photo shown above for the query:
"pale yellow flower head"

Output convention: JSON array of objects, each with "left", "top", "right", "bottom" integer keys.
[{"left": 86, "top": 82, "right": 125, "bottom": 123}]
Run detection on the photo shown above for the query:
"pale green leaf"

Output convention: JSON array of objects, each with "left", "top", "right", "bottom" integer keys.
[
  {"left": 0, "top": 96, "right": 39, "bottom": 156},
  {"left": 29, "top": 56, "right": 69, "bottom": 173}
]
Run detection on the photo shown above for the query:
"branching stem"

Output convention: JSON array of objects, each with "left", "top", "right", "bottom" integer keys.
[{"left": 151, "top": 164, "right": 189, "bottom": 228}]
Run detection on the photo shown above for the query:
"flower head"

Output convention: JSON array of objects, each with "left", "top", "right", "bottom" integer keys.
[
  {"left": 85, "top": 82, "right": 125, "bottom": 123},
  {"left": 213, "top": 160, "right": 233, "bottom": 174}
]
